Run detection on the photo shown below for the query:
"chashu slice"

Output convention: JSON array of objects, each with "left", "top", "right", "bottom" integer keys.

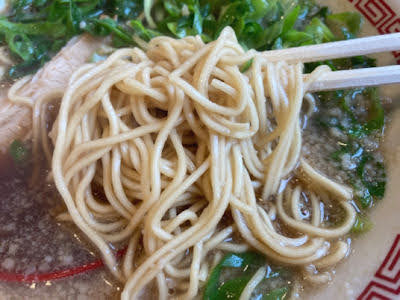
[{"left": 0, "top": 34, "right": 102, "bottom": 153}]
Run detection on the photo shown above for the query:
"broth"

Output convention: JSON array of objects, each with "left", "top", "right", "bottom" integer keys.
[{"left": 0, "top": 160, "right": 121, "bottom": 299}]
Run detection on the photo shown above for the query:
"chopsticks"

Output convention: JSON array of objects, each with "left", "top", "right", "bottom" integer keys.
[
  {"left": 263, "top": 32, "right": 400, "bottom": 63},
  {"left": 223, "top": 32, "right": 400, "bottom": 91},
  {"left": 307, "top": 65, "right": 400, "bottom": 92},
  {"left": 270, "top": 32, "right": 400, "bottom": 91}
]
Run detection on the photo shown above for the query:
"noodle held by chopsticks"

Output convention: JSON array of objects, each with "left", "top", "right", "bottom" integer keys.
[{"left": 12, "top": 27, "right": 356, "bottom": 298}]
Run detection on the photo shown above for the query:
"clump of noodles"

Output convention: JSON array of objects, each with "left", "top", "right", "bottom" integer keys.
[{"left": 15, "top": 27, "right": 357, "bottom": 298}]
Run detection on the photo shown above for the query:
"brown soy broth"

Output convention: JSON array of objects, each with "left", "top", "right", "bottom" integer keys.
[{"left": 0, "top": 157, "right": 121, "bottom": 299}]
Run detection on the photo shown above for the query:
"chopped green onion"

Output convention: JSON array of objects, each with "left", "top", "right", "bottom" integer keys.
[
  {"left": 204, "top": 252, "right": 291, "bottom": 300},
  {"left": 9, "top": 140, "right": 29, "bottom": 164},
  {"left": 240, "top": 58, "right": 253, "bottom": 73},
  {"left": 263, "top": 286, "right": 289, "bottom": 300},
  {"left": 351, "top": 214, "right": 373, "bottom": 234}
]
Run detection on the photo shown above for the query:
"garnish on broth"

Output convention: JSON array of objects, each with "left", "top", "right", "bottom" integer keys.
[{"left": 1, "top": 0, "right": 361, "bottom": 77}]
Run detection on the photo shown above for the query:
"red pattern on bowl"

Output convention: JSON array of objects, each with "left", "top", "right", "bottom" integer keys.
[
  {"left": 358, "top": 235, "right": 400, "bottom": 299},
  {"left": 349, "top": 1, "right": 400, "bottom": 298},
  {"left": 349, "top": 0, "right": 400, "bottom": 63}
]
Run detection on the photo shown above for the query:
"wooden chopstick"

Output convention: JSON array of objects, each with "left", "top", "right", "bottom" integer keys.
[
  {"left": 221, "top": 33, "right": 400, "bottom": 68},
  {"left": 263, "top": 32, "right": 400, "bottom": 63},
  {"left": 306, "top": 65, "right": 400, "bottom": 92},
  {"left": 222, "top": 32, "right": 400, "bottom": 91}
]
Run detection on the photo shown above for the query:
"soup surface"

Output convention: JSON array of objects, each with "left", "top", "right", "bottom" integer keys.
[{"left": 0, "top": 162, "right": 121, "bottom": 298}]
